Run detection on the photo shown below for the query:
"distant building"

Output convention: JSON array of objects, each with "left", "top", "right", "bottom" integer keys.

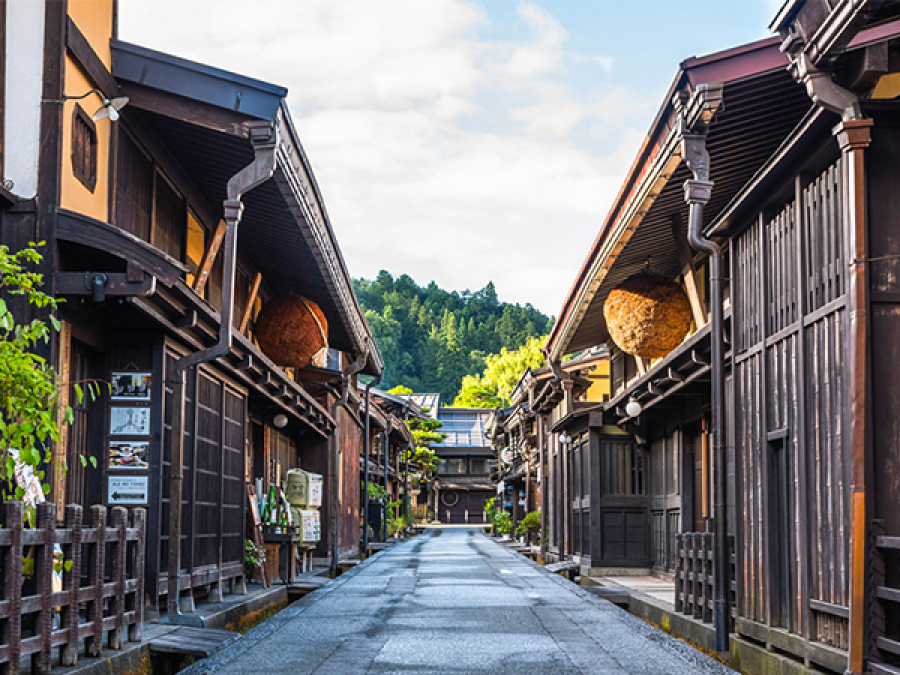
[{"left": 397, "top": 394, "right": 494, "bottom": 524}]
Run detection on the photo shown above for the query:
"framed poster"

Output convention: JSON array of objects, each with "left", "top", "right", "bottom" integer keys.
[
  {"left": 109, "top": 406, "right": 151, "bottom": 436},
  {"left": 110, "top": 372, "right": 152, "bottom": 401},
  {"left": 108, "top": 475, "right": 149, "bottom": 505},
  {"left": 108, "top": 441, "right": 150, "bottom": 470}
]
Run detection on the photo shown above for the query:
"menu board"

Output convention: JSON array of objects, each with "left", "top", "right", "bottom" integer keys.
[
  {"left": 107, "top": 371, "right": 153, "bottom": 504},
  {"left": 108, "top": 441, "right": 150, "bottom": 470}
]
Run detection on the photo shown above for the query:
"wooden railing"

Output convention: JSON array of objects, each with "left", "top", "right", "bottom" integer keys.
[
  {"left": 675, "top": 532, "right": 714, "bottom": 623},
  {"left": 869, "top": 519, "right": 900, "bottom": 675},
  {"left": 0, "top": 501, "right": 146, "bottom": 674},
  {"left": 674, "top": 532, "right": 736, "bottom": 629}
]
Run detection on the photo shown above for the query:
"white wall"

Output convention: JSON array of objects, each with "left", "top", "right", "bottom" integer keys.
[{"left": 5, "top": 0, "right": 46, "bottom": 199}]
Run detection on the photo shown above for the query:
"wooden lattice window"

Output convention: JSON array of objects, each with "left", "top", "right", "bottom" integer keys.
[{"left": 71, "top": 105, "right": 97, "bottom": 191}]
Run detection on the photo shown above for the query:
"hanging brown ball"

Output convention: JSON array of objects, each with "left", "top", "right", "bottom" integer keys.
[
  {"left": 603, "top": 273, "right": 692, "bottom": 359},
  {"left": 254, "top": 295, "right": 329, "bottom": 368}
]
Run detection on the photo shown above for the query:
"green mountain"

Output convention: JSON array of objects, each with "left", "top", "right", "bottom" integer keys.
[{"left": 353, "top": 271, "right": 553, "bottom": 401}]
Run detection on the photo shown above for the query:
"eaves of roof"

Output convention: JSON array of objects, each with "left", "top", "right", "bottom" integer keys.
[
  {"left": 546, "top": 36, "right": 806, "bottom": 359},
  {"left": 109, "top": 40, "right": 382, "bottom": 376}
]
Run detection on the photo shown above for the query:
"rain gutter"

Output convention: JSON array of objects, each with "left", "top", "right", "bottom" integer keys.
[
  {"left": 362, "top": 346, "right": 382, "bottom": 556},
  {"left": 167, "top": 119, "right": 278, "bottom": 625},
  {"left": 330, "top": 349, "right": 369, "bottom": 577},
  {"left": 678, "top": 100, "right": 729, "bottom": 652}
]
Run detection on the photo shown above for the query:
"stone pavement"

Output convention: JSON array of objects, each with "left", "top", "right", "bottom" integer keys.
[{"left": 181, "top": 528, "right": 735, "bottom": 674}]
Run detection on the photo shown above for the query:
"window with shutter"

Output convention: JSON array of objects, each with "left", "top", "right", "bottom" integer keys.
[{"left": 71, "top": 105, "right": 97, "bottom": 192}]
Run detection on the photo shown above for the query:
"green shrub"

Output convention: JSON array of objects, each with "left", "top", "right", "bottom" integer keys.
[
  {"left": 515, "top": 510, "right": 541, "bottom": 538},
  {"left": 494, "top": 511, "right": 512, "bottom": 535}
]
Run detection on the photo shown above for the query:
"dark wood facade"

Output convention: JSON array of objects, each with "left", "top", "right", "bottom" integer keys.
[
  {"left": 1, "top": 2, "right": 382, "bottom": 613},
  {"left": 544, "top": 4, "right": 900, "bottom": 672}
]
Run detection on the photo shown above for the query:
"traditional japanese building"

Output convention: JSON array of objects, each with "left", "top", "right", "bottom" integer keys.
[
  {"left": 545, "top": 2, "right": 900, "bottom": 672},
  {"left": 0, "top": 0, "right": 382, "bottom": 618},
  {"left": 486, "top": 347, "right": 610, "bottom": 555}
]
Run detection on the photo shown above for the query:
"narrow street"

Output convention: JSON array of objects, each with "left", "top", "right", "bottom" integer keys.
[{"left": 184, "top": 529, "right": 734, "bottom": 675}]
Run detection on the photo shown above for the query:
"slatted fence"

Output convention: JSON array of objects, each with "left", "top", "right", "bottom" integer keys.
[
  {"left": 0, "top": 501, "right": 146, "bottom": 674},
  {"left": 674, "top": 532, "right": 736, "bottom": 629}
]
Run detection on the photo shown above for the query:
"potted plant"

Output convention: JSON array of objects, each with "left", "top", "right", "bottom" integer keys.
[{"left": 244, "top": 539, "right": 266, "bottom": 582}]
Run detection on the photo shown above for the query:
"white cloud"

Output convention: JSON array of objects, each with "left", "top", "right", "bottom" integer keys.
[{"left": 118, "top": 0, "right": 651, "bottom": 315}]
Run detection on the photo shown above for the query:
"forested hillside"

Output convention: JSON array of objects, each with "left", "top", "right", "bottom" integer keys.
[{"left": 353, "top": 271, "right": 553, "bottom": 400}]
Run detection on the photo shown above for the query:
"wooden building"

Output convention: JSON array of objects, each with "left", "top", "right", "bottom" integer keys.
[
  {"left": 486, "top": 348, "right": 610, "bottom": 556},
  {"left": 363, "top": 388, "right": 417, "bottom": 539},
  {"left": 0, "top": 0, "right": 382, "bottom": 616},
  {"left": 431, "top": 405, "right": 494, "bottom": 525},
  {"left": 545, "top": 2, "right": 900, "bottom": 673}
]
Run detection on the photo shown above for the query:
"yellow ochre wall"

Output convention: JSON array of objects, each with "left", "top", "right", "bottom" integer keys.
[
  {"left": 59, "top": 1, "right": 115, "bottom": 221},
  {"left": 584, "top": 360, "right": 610, "bottom": 401}
]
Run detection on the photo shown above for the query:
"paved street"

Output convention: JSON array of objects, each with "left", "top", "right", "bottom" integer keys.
[{"left": 183, "top": 528, "right": 734, "bottom": 675}]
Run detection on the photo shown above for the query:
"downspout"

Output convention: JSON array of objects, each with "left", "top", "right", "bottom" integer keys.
[
  {"left": 680, "top": 128, "right": 729, "bottom": 653},
  {"left": 330, "top": 349, "right": 368, "bottom": 577},
  {"left": 786, "top": 46, "right": 870, "bottom": 674},
  {"left": 362, "top": 355, "right": 382, "bottom": 556},
  {"left": 403, "top": 408, "right": 410, "bottom": 532},
  {"left": 167, "top": 120, "right": 278, "bottom": 625},
  {"left": 383, "top": 424, "right": 390, "bottom": 537}
]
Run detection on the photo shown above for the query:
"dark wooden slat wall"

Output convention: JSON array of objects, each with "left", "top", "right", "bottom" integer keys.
[{"left": 732, "top": 155, "right": 850, "bottom": 652}]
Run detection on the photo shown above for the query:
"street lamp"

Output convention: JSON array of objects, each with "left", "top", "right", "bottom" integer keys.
[
  {"left": 44, "top": 88, "right": 129, "bottom": 121},
  {"left": 625, "top": 397, "right": 643, "bottom": 418}
]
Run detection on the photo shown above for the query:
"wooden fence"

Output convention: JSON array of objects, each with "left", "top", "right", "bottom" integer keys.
[
  {"left": 0, "top": 501, "right": 146, "bottom": 674},
  {"left": 674, "top": 532, "right": 736, "bottom": 628}
]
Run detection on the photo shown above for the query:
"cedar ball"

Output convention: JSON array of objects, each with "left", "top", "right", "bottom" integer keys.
[
  {"left": 603, "top": 273, "right": 692, "bottom": 359},
  {"left": 255, "top": 295, "right": 329, "bottom": 368}
]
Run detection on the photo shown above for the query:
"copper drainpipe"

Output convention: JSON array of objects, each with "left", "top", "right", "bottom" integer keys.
[
  {"left": 836, "top": 118, "right": 873, "bottom": 675},
  {"left": 786, "top": 51, "right": 869, "bottom": 672},
  {"left": 681, "top": 127, "right": 728, "bottom": 653},
  {"left": 167, "top": 121, "right": 278, "bottom": 625},
  {"left": 383, "top": 426, "right": 390, "bottom": 538},
  {"left": 330, "top": 350, "right": 368, "bottom": 577},
  {"left": 362, "top": 363, "right": 382, "bottom": 556}
]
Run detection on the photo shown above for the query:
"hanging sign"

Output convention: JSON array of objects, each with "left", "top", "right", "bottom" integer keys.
[{"left": 108, "top": 475, "right": 149, "bottom": 505}]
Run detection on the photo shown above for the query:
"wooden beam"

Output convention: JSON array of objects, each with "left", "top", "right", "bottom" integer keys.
[
  {"left": 118, "top": 82, "right": 250, "bottom": 139},
  {"left": 193, "top": 220, "right": 226, "bottom": 296},
  {"left": 65, "top": 16, "right": 119, "bottom": 99},
  {"left": 56, "top": 209, "right": 187, "bottom": 285},
  {"left": 55, "top": 271, "right": 156, "bottom": 296},
  {"left": 670, "top": 216, "right": 707, "bottom": 327},
  {"left": 635, "top": 357, "right": 648, "bottom": 377},
  {"left": 238, "top": 272, "right": 262, "bottom": 334},
  {"left": 176, "top": 310, "right": 198, "bottom": 329}
]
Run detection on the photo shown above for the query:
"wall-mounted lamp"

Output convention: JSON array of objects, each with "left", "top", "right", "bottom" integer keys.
[
  {"left": 44, "top": 88, "right": 129, "bottom": 122},
  {"left": 273, "top": 413, "right": 288, "bottom": 429},
  {"left": 558, "top": 431, "right": 571, "bottom": 446},
  {"left": 625, "top": 398, "right": 643, "bottom": 418}
]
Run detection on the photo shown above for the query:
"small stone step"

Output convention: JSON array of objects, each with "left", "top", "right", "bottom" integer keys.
[
  {"left": 583, "top": 585, "right": 631, "bottom": 606},
  {"left": 149, "top": 626, "right": 240, "bottom": 658}
]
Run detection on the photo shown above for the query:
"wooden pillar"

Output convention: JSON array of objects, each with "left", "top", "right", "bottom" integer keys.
[{"left": 834, "top": 117, "right": 873, "bottom": 675}]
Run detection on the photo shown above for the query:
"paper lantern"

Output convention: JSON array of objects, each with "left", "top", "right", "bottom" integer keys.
[
  {"left": 254, "top": 295, "right": 328, "bottom": 368},
  {"left": 603, "top": 273, "right": 692, "bottom": 359}
]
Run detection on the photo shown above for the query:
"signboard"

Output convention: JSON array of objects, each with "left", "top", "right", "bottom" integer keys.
[
  {"left": 308, "top": 473, "right": 323, "bottom": 508},
  {"left": 300, "top": 510, "right": 321, "bottom": 543},
  {"left": 109, "top": 407, "right": 151, "bottom": 436},
  {"left": 110, "top": 372, "right": 152, "bottom": 401},
  {"left": 108, "top": 475, "right": 149, "bottom": 505}
]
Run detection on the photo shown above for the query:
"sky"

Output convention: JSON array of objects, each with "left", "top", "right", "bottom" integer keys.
[{"left": 119, "top": 0, "right": 785, "bottom": 317}]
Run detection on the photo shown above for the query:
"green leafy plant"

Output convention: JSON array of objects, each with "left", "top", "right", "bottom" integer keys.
[
  {"left": 244, "top": 539, "right": 266, "bottom": 578},
  {"left": 515, "top": 510, "right": 541, "bottom": 540},
  {"left": 366, "top": 481, "right": 387, "bottom": 502},
  {"left": 0, "top": 243, "right": 62, "bottom": 502},
  {"left": 485, "top": 497, "right": 499, "bottom": 534},
  {"left": 493, "top": 511, "right": 512, "bottom": 536}
]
